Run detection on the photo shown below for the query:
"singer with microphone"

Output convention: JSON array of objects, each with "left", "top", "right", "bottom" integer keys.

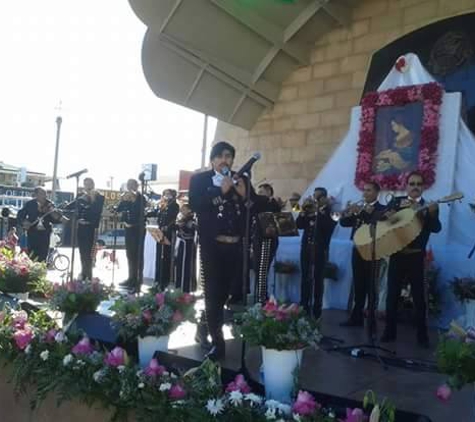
[{"left": 189, "top": 141, "right": 262, "bottom": 361}]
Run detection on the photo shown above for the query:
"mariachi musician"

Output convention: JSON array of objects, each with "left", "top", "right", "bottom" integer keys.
[
  {"left": 296, "top": 187, "right": 336, "bottom": 319},
  {"left": 150, "top": 189, "right": 179, "bottom": 290},
  {"left": 174, "top": 203, "right": 197, "bottom": 293},
  {"left": 339, "top": 181, "right": 386, "bottom": 327},
  {"left": 76, "top": 178, "right": 104, "bottom": 280},
  {"left": 17, "top": 187, "right": 65, "bottom": 262},
  {"left": 252, "top": 183, "right": 282, "bottom": 303},
  {"left": 116, "top": 179, "right": 146, "bottom": 292}
]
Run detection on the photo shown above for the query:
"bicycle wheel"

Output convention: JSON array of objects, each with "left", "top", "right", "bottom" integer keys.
[{"left": 53, "top": 254, "right": 70, "bottom": 272}]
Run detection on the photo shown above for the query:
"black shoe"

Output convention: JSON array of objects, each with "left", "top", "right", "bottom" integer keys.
[
  {"left": 118, "top": 279, "right": 132, "bottom": 287},
  {"left": 340, "top": 319, "right": 364, "bottom": 327},
  {"left": 380, "top": 332, "right": 396, "bottom": 343},
  {"left": 195, "top": 324, "right": 211, "bottom": 350},
  {"left": 417, "top": 334, "right": 430, "bottom": 349}
]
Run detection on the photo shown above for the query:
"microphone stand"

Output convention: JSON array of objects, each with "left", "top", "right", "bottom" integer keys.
[
  {"left": 68, "top": 174, "right": 82, "bottom": 283},
  {"left": 110, "top": 210, "right": 118, "bottom": 289}
]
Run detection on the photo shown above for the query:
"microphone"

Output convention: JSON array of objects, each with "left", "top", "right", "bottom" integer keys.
[
  {"left": 138, "top": 172, "right": 146, "bottom": 182},
  {"left": 235, "top": 152, "right": 261, "bottom": 178},
  {"left": 66, "top": 169, "right": 88, "bottom": 179}
]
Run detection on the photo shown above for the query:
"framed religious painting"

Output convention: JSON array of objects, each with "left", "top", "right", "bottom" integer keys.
[{"left": 355, "top": 81, "right": 443, "bottom": 191}]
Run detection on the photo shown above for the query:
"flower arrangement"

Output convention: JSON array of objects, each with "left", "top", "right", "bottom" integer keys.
[
  {"left": 0, "top": 306, "right": 398, "bottom": 421},
  {"left": 0, "top": 245, "right": 47, "bottom": 293},
  {"left": 355, "top": 80, "right": 443, "bottom": 191},
  {"left": 450, "top": 277, "right": 475, "bottom": 303},
  {"left": 233, "top": 297, "right": 321, "bottom": 350},
  {"left": 49, "top": 278, "right": 112, "bottom": 316},
  {"left": 111, "top": 289, "right": 196, "bottom": 340},
  {"left": 436, "top": 322, "right": 475, "bottom": 401}
]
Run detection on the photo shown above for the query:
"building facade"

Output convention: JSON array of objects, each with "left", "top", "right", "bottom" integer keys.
[
  {"left": 214, "top": 0, "right": 475, "bottom": 199},
  {"left": 0, "top": 162, "right": 46, "bottom": 188}
]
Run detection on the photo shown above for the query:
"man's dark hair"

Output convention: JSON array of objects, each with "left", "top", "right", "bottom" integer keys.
[
  {"left": 33, "top": 186, "right": 46, "bottom": 195},
  {"left": 407, "top": 171, "right": 424, "bottom": 183},
  {"left": 365, "top": 181, "right": 381, "bottom": 192},
  {"left": 314, "top": 187, "right": 327, "bottom": 197},
  {"left": 209, "top": 141, "right": 236, "bottom": 161},
  {"left": 258, "top": 183, "right": 274, "bottom": 197}
]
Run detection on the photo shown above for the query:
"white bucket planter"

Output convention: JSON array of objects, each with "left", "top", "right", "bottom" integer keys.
[
  {"left": 465, "top": 299, "right": 475, "bottom": 328},
  {"left": 261, "top": 347, "right": 303, "bottom": 403},
  {"left": 10, "top": 292, "right": 29, "bottom": 301},
  {"left": 138, "top": 335, "right": 169, "bottom": 368}
]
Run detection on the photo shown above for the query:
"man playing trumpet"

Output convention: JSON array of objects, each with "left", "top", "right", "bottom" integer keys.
[{"left": 339, "top": 181, "right": 386, "bottom": 327}]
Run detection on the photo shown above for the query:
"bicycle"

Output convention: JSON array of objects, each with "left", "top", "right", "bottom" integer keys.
[{"left": 46, "top": 247, "right": 70, "bottom": 272}]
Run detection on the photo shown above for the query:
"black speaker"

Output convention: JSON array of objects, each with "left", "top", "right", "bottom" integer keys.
[{"left": 67, "top": 313, "right": 119, "bottom": 346}]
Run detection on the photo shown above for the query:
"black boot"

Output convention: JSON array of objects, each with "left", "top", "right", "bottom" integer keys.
[{"left": 205, "top": 337, "right": 225, "bottom": 361}]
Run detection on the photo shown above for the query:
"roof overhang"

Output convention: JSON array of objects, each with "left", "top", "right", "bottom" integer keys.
[{"left": 128, "top": 0, "right": 354, "bottom": 129}]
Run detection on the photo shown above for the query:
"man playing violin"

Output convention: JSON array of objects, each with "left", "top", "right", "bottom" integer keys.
[
  {"left": 17, "top": 187, "right": 63, "bottom": 262},
  {"left": 381, "top": 171, "right": 441, "bottom": 348}
]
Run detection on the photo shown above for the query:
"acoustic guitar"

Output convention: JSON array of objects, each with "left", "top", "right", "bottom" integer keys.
[{"left": 354, "top": 192, "right": 463, "bottom": 261}]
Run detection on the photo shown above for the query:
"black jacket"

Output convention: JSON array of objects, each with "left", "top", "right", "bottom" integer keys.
[
  {"left": 17, "top": 199, "right": 59, "bottom": 233},
  {"left": 189, "top": 169, "right": 264, "bottom": 241},
  {"left": 339, "top": 201, "right": 386, "bottom": 240},
  {"left": 116, "top": 193, "right": 146, "bottom": 226},
  {"left": 388, "top": 196, "right": 441, "bottom": 251},
  {"left": 296, "top": 206, "right": 336, "bottom": 250}
]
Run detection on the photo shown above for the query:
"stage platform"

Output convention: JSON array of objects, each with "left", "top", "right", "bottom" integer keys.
[{"left": 168, "top": 309, "right": 471, "bottom": 422}]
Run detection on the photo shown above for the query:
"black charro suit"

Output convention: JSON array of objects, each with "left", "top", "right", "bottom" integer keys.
[
  {"left": 382, "top": 196, "right": 441, "bottom": 343},
  {"left": 339, "top": 201, "right": 386, "bottom": 324}
]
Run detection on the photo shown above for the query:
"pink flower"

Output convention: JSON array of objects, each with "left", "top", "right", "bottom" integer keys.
[
  {"left": 155, "top": 293, "right": 165, "bottom": 307},
  {"left": 72, "top": 337, "right": 94, "bottom": 355},
  {"left": 286, "top": 304, "right": 300, "bottom": 315},
  {"left": 13, "top": 328, "right": 34, "bottom": 350},
  {"left": 12, "top": 310, "right": 28, "bottom": 329},
  {"left": 45, "top": 329, "right": 57, "bottom": 343},
  {"left": 225, "top": 374, "right": 252, "bottom": 394},
  {"left": 436, "top": 384, "right": 452, "bottom": 402},
  {"left": 104, "top": 346, "right": 127, "bottom": 367},
  {"left": 172, "top": 310, "right": 183, "bottom": 323},
  {"left": 142, "top": 310, "right": 153, "bottom": 323},
  {"left": 341, "top": 408, "right": 366, "bottom": 422},
  {"left": 178, "top": 293, "right": 194, "bottom": 305},
  {"left": 144, "top": 358, "right": 166, "bottom": 377},
  {"left": 292, "top": 390, "right": 319, "bottom": 416},
  {"left": 169, "top": 384, "right": 186, "bottom": 400},
  {"left": 263, "top": 297, "right": 278, "bottom": 315}
]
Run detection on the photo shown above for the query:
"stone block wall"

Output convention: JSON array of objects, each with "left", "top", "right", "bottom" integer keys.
[{"left": 214, "top": 0, "right": 475, "bottom": 200}]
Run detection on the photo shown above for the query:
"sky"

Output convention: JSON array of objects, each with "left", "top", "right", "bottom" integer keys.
[{"left": 0, "top": 0, "right": 217, "bottom": 193}]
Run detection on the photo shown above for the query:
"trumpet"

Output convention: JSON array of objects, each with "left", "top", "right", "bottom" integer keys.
[{"left": 330, "top": 200, "right": 365, "bottom": 222}]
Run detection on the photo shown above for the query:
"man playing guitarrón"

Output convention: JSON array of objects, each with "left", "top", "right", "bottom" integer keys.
[{"left": 381, "top": 171, "right": 441, "bottom": 348}]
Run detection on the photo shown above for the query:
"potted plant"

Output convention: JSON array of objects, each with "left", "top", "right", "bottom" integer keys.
[
  {"left": 233, "top": 297, "right": 321, "bottom": 403},
  {"left": 111, "top": 289, "right": 196, "bottom": 367},
  {"left": 436, "top": 322, "right": 475, "bottom": 403},
  {"left": 50, "top": 278, "right": 111, "bottom": 323},
  {"left": 0, "top": 244, "right": 47, "bottom": 300},
  {"left": 451, "top": 277, "right": 475, "bottom": 327}
]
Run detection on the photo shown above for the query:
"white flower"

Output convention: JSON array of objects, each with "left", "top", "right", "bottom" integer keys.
[
  {"left": 93, "top": 370, "right": 104, "bottom": 383},
  {"left": 278, "top": 404, "right": 291, "bottom": 415},
  {"left": 77, "top": 359, "right": 85, "bottom": 366},
  {"left": 170, "top": 372, "right": 177, "bottom": 379},
  {"left": 25, "top": 345, "right": 32, "bottom": 355},
  {"left": 265, "top": 407, "right": 277, "bottom": 420},
  {"left": 293, "top": 414, "right": 302, "bottom": 422},
  {"left": 159, "top": 382, "right": 172, "bottom": 392},
  {"left": 40, "top": 350, "right": 49, "bottom": 361},
  {"left": 117, "top": 365, "right": 126, "bottom": 373},
  {"left": 265, "top": 399, "right": 281, "bottom": 409},
  {"left": 63, "top": 354, "right": 74, "bottom": 366},
  {"left": 244, "top": 393, "right": 262, "bottom": 406},
  {"left": 163, "top": 371, "right": 170, "bottom": 376},
  {"left": 228, "top": 390, "right": 243, "bottom": 406},
  {"left": 206, "top": 398, "right": 225, "bottom": 416},
  {"left": 54, "top": 332, "right": 66, "bottom": 343},
  {"left": 138, "top": 383, "right": 145, "bottom": 389},
  {"left": 136, "top": 370, "right": 144, "bottom": 378}
]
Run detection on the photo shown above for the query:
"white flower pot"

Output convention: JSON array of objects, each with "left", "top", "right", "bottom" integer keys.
[
  {"left": 465, "top": 299, "right": 475, "bottom": 328},
  {"left": 261, "top": 347, "right": 303, "bottom": 403},
  {"left": 138, "top": 335, "right": 169, "bottom": 368},
  {"left": 10, "top": 292, "right": 29, "bottom": 301}
]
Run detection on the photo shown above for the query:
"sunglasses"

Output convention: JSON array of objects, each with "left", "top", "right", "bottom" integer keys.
[{"left": 408, "top": 182, "right": 423, "bottom": 186}]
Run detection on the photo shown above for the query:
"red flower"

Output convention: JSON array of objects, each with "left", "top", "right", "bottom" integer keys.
[
  {"left": 395, "top": 56, "right": 408, "bottom": 73},
  {"left": 360, "top": 92, "right": 378, "bottom": 107}
]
